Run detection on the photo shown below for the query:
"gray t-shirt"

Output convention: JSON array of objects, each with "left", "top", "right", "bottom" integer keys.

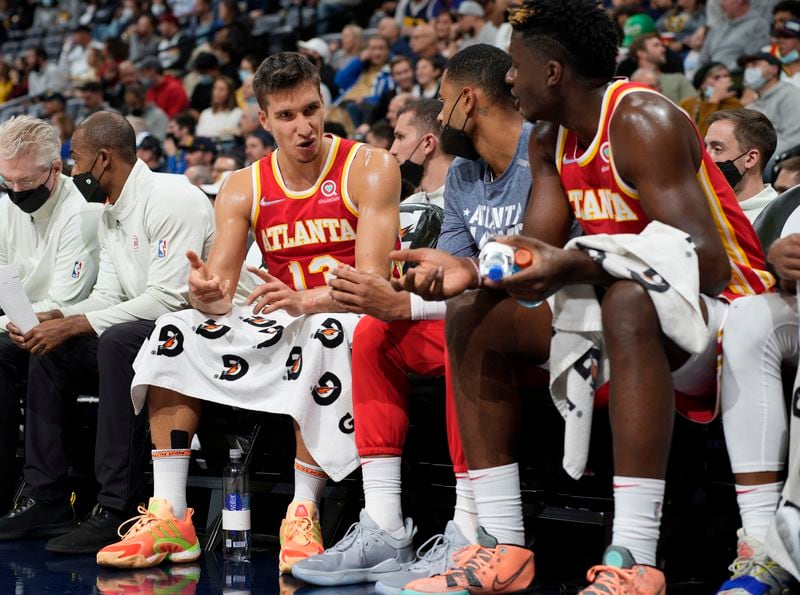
[{"left": 438, "top": 121, "right": 533, "bottom": 257}]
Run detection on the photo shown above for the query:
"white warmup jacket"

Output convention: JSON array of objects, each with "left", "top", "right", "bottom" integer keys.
[{"left": 0, "top": 175, "right": 102, "bottom": 331}]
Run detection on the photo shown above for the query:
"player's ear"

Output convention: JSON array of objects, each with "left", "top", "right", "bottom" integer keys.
[
  {"left": 545, "top": 59, "right": 563, "bottom": 88},
  {"left": 258, "top": 109, "right": 271, "bottom": 133}
]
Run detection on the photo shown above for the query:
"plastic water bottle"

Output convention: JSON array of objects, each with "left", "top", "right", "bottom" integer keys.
[
  {"left": 223, "top": 448, "right": 251, "bottom": 561},
  {"left": 223, "top": 559, "right": 253, "bottom": 595},
  {"left": 478, "top": 241, "right": 542, "bottom": 308}
]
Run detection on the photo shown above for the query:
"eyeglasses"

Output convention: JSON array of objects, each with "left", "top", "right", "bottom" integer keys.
[{"left": 0, "top": 164, "right": 54, "bottom": 192}]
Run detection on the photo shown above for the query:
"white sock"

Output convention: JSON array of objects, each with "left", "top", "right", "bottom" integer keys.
[
  {"left": 293, "top": 459, "right": 328, "bottom": 505},
  {"left": 362, "top": 456, "right": 404, "bottom": 533},
  {"left": 736, "top": 481, "right": 783, "bottom": 542},
  {"left": 152, "top": 449, "right": 191, "bottom": 519},
  {"left": 469, "top": 462, "right": 525, "bottom": 546},
  {"left": 611, "top": 476, "right": 665, "bottom": 566},
  {"left": 453, "top": 472, "right": 478, "bottom": 543}
]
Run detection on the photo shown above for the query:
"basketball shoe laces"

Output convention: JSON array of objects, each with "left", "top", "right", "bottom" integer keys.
[
  {"left": 728, "top": 550, "right": 785, "bottom": 584},
  {"left": 439, "top": 543, "right": 495, "bottom": 585},
  {"left": 584, "top": 565, "right": 640, "bottom": 592},
  {"left": 115, "top": 505, "right": 162, "bottom": 540},
  {"left": 284, "top": 516, "right": 317, "bottom": 546}
]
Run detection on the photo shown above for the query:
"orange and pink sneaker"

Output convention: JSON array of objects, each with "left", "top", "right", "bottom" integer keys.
[
  {"left": 579, "top": 545, "right": 666, "bottom": 595},
  {"left": 401, "top": 527, "right": 534, "bottom": 594},
  {"left": 279, "top": 501, "right": 324, "bottom": 574},
  {"left": 96, "top": 498, "right": 201, "bottom": 569}
]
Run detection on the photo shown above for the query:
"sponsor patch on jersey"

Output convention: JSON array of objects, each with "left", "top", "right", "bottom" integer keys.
[
  {"left": 320, "top": 180, "right": 337, "bottom": 197},
  {"left": 157, "top": 239, "right": 168, "bottom": 258},
  {"left": 600, "top": 141, "right": 611, "bottom": 163},
  {"left": 71, "top": 261, "right": 84, "bottom": 279}
]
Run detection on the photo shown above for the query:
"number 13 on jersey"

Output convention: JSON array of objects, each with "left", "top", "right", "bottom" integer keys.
[{"left": 287, "top": 255, "right": 343, "bottom": 290}]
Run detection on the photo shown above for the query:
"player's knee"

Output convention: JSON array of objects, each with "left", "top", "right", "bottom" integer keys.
[{"left": 601, "top": 280, "right": 659, "bottom": 341}]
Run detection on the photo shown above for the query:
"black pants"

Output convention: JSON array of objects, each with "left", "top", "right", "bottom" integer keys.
[
  {"left": 23, "top": 320, "right": 154, "bottom": 511},
  {"left": 0, "top": 333, "right": 29, "bottom": 507}
]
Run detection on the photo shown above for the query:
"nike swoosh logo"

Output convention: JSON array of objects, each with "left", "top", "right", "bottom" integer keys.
[
  {"left": 492, "top": 555, "right": 532, "bottom": 591},
  {"left": 261, "top": 199, "right": 285, "bottom": 207}
]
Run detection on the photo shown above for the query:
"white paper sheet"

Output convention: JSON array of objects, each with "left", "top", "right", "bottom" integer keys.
[{"left": 0, "top": 265, "right": 39, "bottom": 333}]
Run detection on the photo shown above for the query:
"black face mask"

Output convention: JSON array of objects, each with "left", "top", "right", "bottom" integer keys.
[
  {"left": 72, "top": 152, "right": 108, "bottom": 203},
  {"left": 399, "top": 135, "right": 428, "bottom": 196},
  {"left": 6, "top": 166, "right": 54, "bottom": 214},
  {"left": 441, "top": 91, "right": 480, "bottom": 161},
  {"left": 715, "top": 151, "right": 748, "bottom": 190}
]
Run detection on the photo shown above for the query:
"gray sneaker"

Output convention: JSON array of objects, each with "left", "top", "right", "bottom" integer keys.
[
  {"left": 291, "top": 510, "right": 416, "bottom": 586},
  {"left": 374, "top": 521, "right": 470, "bottom": 595}
]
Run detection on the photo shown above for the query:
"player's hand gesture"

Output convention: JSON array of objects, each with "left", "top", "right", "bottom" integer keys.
[
  {"left": 247, "top": 267, "right": 305, "bottom": 317},
  {"left": 187, "top": 250, "right": 230, "bottom": 309},
  {"left": 390, "top": 248, "right": 479, "bottom": 300}
]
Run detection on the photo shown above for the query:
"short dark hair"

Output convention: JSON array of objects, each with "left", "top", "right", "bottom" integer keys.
[
  {"left": 390, "top": 55, "right": 413, "bottom": 70},
  {"left": 252, "top": 52, "right": 321, "bottom": 110},
  {"left": 445, "top": 44, "right": 514, "bottom": 108},
  {"left": 77, "top": 111, "right": 137, "bottom": 165},
  {"left": 778, "top": 155, "right": 800, "bottom": 175},
  {"left": 397, "top": 98, "right": 442, "bottom": 138},
  {"left": 775, "top": 1, "right": 800, "bottom": 17},
  {"left": 174, "top": 112, "right": 196, "bottom": 135},
  {"left": 369, "top": 121, "right": 394, "bottom": 146},
  {"left": 509, "top": 0, "right": 619, "bottom": 83},
  {"left": 629, "top": 32, "right": 660, "bottom": 61},
  {"left": 706, "top": 108, "right": 778, "bottom": 171}
]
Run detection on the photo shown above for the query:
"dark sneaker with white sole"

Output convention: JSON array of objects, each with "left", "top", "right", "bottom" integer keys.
[{"left": 0, "top": 495, "right": 76, "bottom": 540}]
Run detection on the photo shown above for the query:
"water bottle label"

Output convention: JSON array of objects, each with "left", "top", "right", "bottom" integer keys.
[
  {"left": 223, "top": 509, "right": 251, "bottom": 530},
  {"left": 225, "top": 493, "right": 250, "bottom": 511}
]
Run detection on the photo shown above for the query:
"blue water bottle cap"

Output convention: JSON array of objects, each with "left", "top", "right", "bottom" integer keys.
[{"left": 487, "top": 265, "right": 504, "bottom": 282}]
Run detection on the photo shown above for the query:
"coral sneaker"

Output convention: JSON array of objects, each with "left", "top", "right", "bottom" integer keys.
[
  {"left": 401, "top": 527, "right": 534, "bottom": 594},
  {"left": 579, "top": 545, "right": 665, "bottom": 594},
  {"left": 95, "top": 564, "right": 201, "bottom": 594},
  {"left": 279, "top": 501, "right": 324, "bottom": 574},
  {"left": 96, "top": 498, "right": 201, "bottom": 569}
]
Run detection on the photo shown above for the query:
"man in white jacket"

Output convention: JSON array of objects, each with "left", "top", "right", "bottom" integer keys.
[
  {"left": 0, "top": 115, "right": 102, "bottom": 514},
  {"left": 0, "top": 111, "right": 232, "bottom": 555}
]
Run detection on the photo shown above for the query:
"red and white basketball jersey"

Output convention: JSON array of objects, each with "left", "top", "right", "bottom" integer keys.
[
  {"left": 556, "top": 80, "right": 775, "bottom": 301},
  {"left": 251, "top": 134, "right": 362, "bottom": 290}
]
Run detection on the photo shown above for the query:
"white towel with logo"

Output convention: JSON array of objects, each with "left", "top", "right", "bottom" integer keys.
[
  {"left": 550, "top": 221, "right": 707, "bottom": 479},
  {"left": 131, "top": 308, "right": 361, "bottom": 481}
]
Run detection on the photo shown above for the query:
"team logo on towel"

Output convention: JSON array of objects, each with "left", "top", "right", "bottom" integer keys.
[
  {"left": 338, "top": 412, "right": 355, "bottom": 434},
  {"left": 242, "top": 316, "right": 278, "bottom": 328},
  {"left": 313, "top": 318, "right": 344, "bottom": 348},
  {"left": 629, "top": 267, "right": 670, "bottom": 293},
  {"left": 311, "top": 372, "right": 342, "bottom": 405},
  {"left": 195, "top": 319, "right": 231, "bottom": 339},
  {"left": 285, "top": 346, "right": 303, "bottom": 380},
  {"left": 255, "top": 324, "right": 284, "bottom": 348},
  {"left": 155, "top": 324, "right": 184, "bottom": 357},
  {"left": 217, "top": 354, "right": 249, "bottom": 381}
]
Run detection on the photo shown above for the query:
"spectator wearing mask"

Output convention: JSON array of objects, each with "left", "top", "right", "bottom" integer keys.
[
  {"left": 740, "top": 52, "right": 800, "bottom": 158},
  {"left": 705, "top": 108, "right": 779, "bottom": 221},
  {"left": 628, "top": 32, "right": 695, "bottom": 102},
  {"left": 0, "top": 116, "right": 102, "bottom": 513},
  {"left": 774, "top": 155, "right": 800, "bottom": 192},
  {"left": 699, "top": 0, "right": 771, "bottom": 70},
  {"left": 157, "top": 12, "right": 191, "bottom": 72},
  {"left": 25, "top": 47, "right": 64, "bottom": 96},
  {"left": 128, "top": 14, "right": 161, "bottom": 64},
  {"left": 123, "top": 82, "right": 169, "bottom": 140},
  {"left": 139, "top": 57, "right": 189, "bottom": 119},
  {"left": 680, "top": 61, "right": 742, "bottom": 136},
  {"left": 776, "top": 18, "right": 800, "bottom": 87},
  {"left": 187, "top": 52, "right": 220, "bottom": 113},
  {"left": 195, "top": 77, "right": 242, "bottom": 142}
]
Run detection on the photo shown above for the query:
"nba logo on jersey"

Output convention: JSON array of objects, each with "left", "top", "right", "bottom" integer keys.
[
  {"left": 71, "top": 261, "right": 83, "bottom": 279},
  {"left": 157, "top": 239, "right": 168, "bottom": 258}
]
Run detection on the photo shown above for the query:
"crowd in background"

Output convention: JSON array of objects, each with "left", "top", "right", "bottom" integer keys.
[{"left": 0, "top": 0, "right": 796, "bottom": 200}]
